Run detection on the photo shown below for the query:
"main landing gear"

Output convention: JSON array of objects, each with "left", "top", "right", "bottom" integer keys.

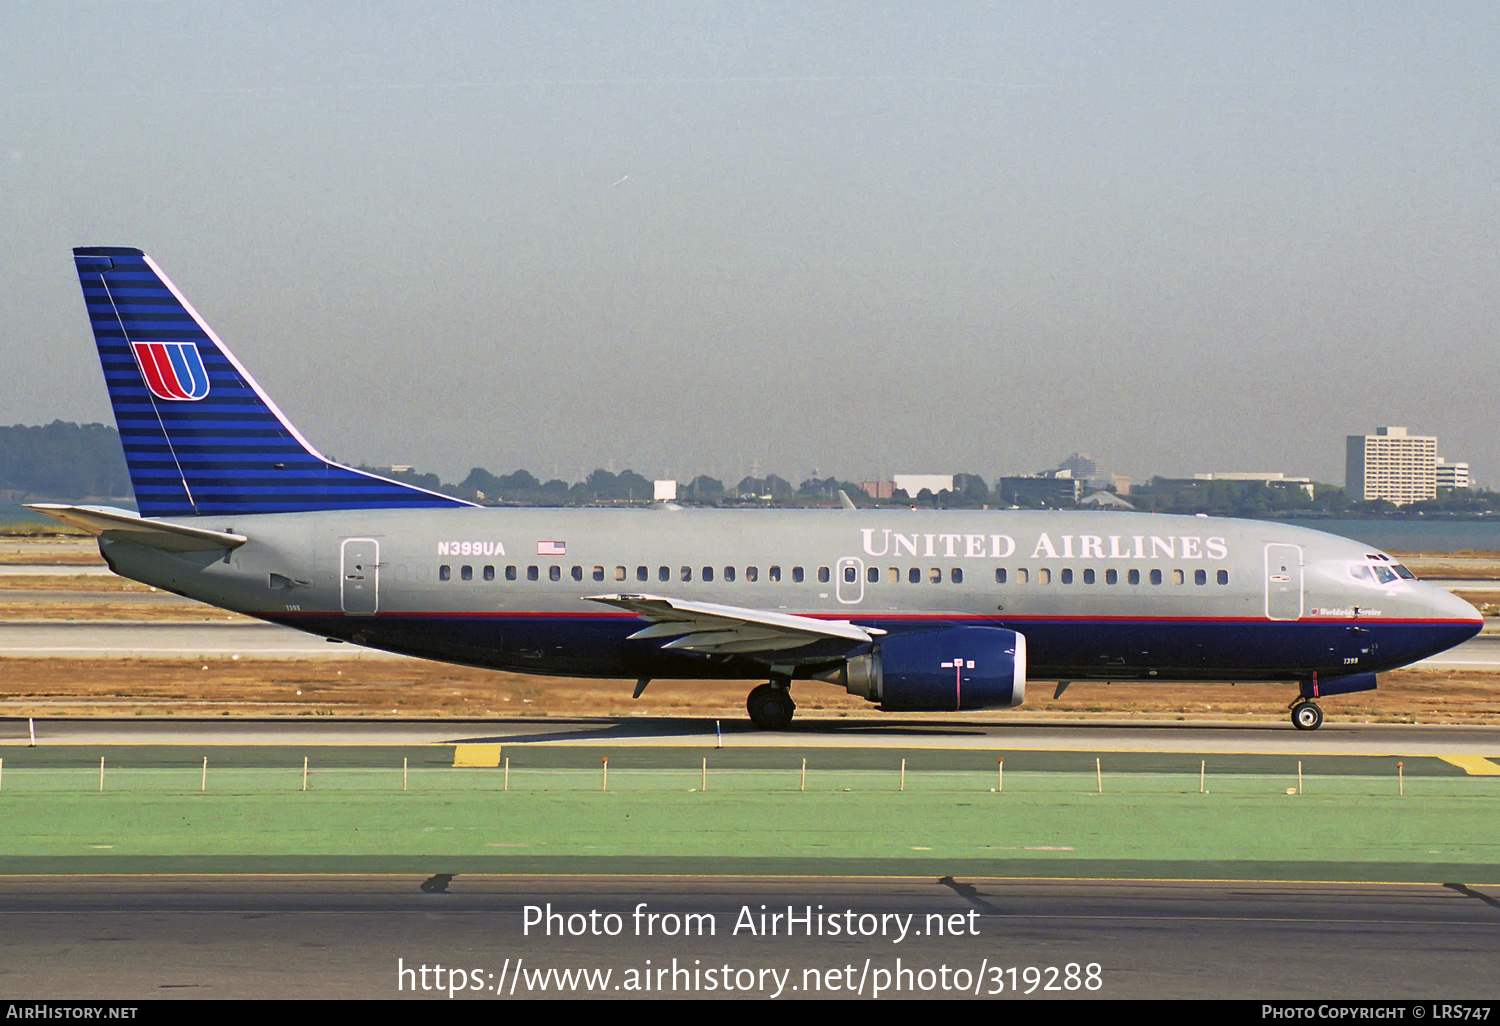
[
  {"left": 1290, "top": 699, "right": 1324, "bottom": 731},
  {"left": 747, "top": 682, "right": 796, "bottom": 731}
]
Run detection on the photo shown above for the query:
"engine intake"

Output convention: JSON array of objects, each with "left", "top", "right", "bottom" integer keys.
[{"left": 837, "top": 626, "right": 1027, "bottom": 711}]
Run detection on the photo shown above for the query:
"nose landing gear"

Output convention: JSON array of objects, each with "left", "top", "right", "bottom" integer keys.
[
  {"left": 747, "top": 681, "right": 795, "bottom": 731},
  {"left": 1290, "top": 699, "right": 1324, "bottom": 731}
]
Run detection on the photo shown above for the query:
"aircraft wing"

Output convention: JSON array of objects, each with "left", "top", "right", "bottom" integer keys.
[
  {"left": 25, "top": 504, "right": 247, "bottom": 552},
  {"left": 584, "top": 593, "right": 884, "bottom": 655}
]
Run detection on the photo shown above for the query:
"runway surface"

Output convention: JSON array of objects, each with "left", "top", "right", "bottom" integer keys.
[
  {"left": 4, "top": 619, "right": 1500, "bottom": 668},
  {"left": 0, "top": 620, "right": 407, "bottom": 658},
  {"left": 0, "top": 875, "right": 1494, "bottom": 999},
  {"left": 5, "top": 715, "right": 1500, "bottom": 756}
]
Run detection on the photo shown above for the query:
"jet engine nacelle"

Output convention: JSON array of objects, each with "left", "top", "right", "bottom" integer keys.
[{"left": 838, "top": 626, "right": 1027, "bottom": 711}]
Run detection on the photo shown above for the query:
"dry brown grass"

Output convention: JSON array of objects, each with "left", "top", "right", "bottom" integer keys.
[
  {"left": 0, "top": 538, "right": 104, "bottom": 565},
  {"left": 0, "top": 657, "right": 1495, "bottom": 724}
]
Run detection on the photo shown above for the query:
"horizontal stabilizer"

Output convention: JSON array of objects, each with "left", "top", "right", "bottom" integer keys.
[
  {"left": 24, "top": 504, "right": 247, "bottom": 552},
  {"left": 584, "top": 593, "right": 883, "bottom": 654}
]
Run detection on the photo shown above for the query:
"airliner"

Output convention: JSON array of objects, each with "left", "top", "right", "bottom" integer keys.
[{"left": 31, "top": 247, "right": 1483, "bottom": 731}]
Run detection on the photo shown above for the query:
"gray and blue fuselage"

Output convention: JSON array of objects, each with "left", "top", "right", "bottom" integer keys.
[{"left": 99, "top": 505, "right": 1480, "bottom": 686}]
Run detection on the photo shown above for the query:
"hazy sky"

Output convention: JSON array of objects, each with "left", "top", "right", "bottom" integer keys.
[{"left": 3, "top": 2, "right": 1498, "bottom": 488}]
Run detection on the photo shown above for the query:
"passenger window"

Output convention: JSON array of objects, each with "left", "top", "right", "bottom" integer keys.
[
  {"left": 1083, "top": 569, "right": 1095, "bottom": 585},
  {"left": 1017, "top": 568, "right": 1028, "bottom": 584},
  {"left": 792, "top": 567, "right": 804, "bottom": 583},
  {"left": 439, "top": 565, "right": 451, "bottom": 582},
  {"left": 549, "top": 565, "right": 561, "bottom": 582},
  {"left": 681, "top": 566, "right": 692, "bottom": 582},
  {"left": 659, "top": 566, "right": 670, "bottom": 582},
  {"left": 1060, "top": 569, "right": 1073, "bottom": 584},
  {"left": 951, "top": 567, "right": 963, "bottom": 584},
  {"left": 725, "top": 566, "right": 737, "bottom": 582},
  {"left": 1194, "top": 569, "right": 1206, "bottom": 585},
  {"left": 571, "top": 565, "right": 583, "bottom": 582},
  {"left": 1104, "top": 569, "right": 1116, "bottom": 585},
  {"left": 593, "top": 566, "right": 605, "bottom": 582},
  {"left": 614, "top": 566, "right": 626, "bottom": 582},
  {"left": 867, "top": 566, "right": 879, "bottom": 584},
  {"left": 908, "top": 567, "right": 921, "bottom": 584},
  {"left": 844, "top": 566, "right": 857, "bottom": 583},
  {"left": 527, "top": 566, "right": 539, "bottom": 582},
  {"left": 769, "top": 566, "right": 782, "bottom": 582},
  {"left": 703, "top": 566, "right": 715, "bottom": 582},
  {"left": 746, "top": 566, "right": 758, "bottom": 582},
  {"left": 818, "top": 566, "right": 830, "bottom": 584},
  {"left": 1172, "top": 569, "right": 1185, "bottom": 585},
  {"left": 506, "top": 565, "right": 517, "bottom": 581},
  {"left": 636, "top": 566, "right": 648, "bottom": 582},
  {"left": 1150, "top": 569, "right": 1162, "bottom": 585},
  {"left": 1128, "top": 569, "right": 1140, "bottom": 585},
  {"left": 888, "top": 567, "right": 899, "bottom": 584},
  {"left": 461, "top": 565, "right": 473, "bottom": 581},
  {"left": 995, "top": 568, "right": 1007, "bottom": 584},
  {"left": 483, "top": 565, "right": 495, "bottom": 582},
  {"left": 1217, "top": 569, "right": 1229, "bottom": 585},
  {"left": 1038, "top": 568, "right": 1051, "bottom": 584}
]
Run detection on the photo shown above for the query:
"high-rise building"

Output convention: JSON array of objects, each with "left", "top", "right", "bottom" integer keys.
[
  {"left": 1436, "top": 460, "right": 1471, "bottom": 491},
  {"left": 1345, "top": 426, "right": 1437, "bottom": 505},
  {"left": 1056, "top": 452, "right": 1098, "bottom": 480}
]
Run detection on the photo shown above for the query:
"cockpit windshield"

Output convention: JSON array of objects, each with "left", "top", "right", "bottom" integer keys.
[{"left": 1352, "top": 562, "right": 1417, "bottom": 583}]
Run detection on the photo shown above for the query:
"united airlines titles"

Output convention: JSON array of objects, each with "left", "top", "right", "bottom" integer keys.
[{"left": 859, "top": 529, "right": 1228, "bottom": 561}]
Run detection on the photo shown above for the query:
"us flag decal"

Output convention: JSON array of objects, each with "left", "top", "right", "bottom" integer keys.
[
  {"left": 132, "top": 340, "right": 210, "bottom": 400},
  {"left": 536, "top": 540, "right": 567, "bottom": 556}
]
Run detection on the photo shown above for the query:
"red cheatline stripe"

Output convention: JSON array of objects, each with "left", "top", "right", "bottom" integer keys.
[{"left": 267, "top": 610, "right": 1476, "bottom": 627}]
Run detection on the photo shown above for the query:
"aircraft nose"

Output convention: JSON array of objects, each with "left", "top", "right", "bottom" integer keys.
[{"left": 1425, "top": 583, "right": 1484, "bottom": 632}]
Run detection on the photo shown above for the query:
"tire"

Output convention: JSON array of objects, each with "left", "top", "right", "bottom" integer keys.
[
  {"left": 1291, "top": 701, "right": 1323, "bottom": 731},
  {"left": 747, "top": 683, "right": 795, "bottom": 731}
]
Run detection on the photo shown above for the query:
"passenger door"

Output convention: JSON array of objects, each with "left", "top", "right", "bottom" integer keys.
[
  {"left": 341, "top": 537, "right": 380, "bottom": 615},
  {"left": 1264, "top": 544, "right": 1302, "bottom": 621}
]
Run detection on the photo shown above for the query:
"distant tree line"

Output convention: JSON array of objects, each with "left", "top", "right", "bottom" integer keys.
[
  {"left": 0, "top": 422, "right": 131, "bottom": 501},
  {"left": 5, "top": 422, "right": 1496, "bottom": 517},
  {"left": 1127, "top": 477, "right": 1500, "bottom": 519}
]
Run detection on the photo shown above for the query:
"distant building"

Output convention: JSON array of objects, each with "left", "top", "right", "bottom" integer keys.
[
  {"left": 999, "top": 476, "right": 1080, "bottom": 507},
  {"left": 1080, "top": 490, "right": 1135, "bottom": 510},
  {"left": 1192, "top": 472, "right": 1314, "bottom": 500},
  {"left": 1057, "top": 452, "right": 1098, "bottom": 480},
  {"left": 1436, "top": 460, "right": 1471, "bottom": 491},
  {"left": 653, "top": 479, "right": 677, "bottom": 502},
  {"left": 1346, "top": 426, "right": 1437, "bottom": 505},
  {"left": 860, "top": 480, "right": 895, "bottom": 500},
  {"left": 893, "top": 474, "right": 954, "bottom": 497}
]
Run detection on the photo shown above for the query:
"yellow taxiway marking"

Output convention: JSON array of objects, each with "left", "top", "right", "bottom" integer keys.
[
  {"left": 452, "top": 744, "right": 502, "bottom": 768},
  {"left": 1438, "top": 755, "right": 1500, "bottom": 776}
]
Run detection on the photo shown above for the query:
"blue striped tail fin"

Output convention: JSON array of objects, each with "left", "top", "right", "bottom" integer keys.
[{"left": 72, "top": 247, "right": 471, "bottom": 518}]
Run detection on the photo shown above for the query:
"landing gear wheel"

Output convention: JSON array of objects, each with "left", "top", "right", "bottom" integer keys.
[
  {"left": 1291, "top": 701, "right": 1324, "bottom": 731},
  {"left": 747, "top": 683, "right": 795, "bottom": 731}
]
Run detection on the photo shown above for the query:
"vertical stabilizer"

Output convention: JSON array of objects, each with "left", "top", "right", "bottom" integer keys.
[{"left": 72, "top": 247, "right": 471, "bottom": 517}]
